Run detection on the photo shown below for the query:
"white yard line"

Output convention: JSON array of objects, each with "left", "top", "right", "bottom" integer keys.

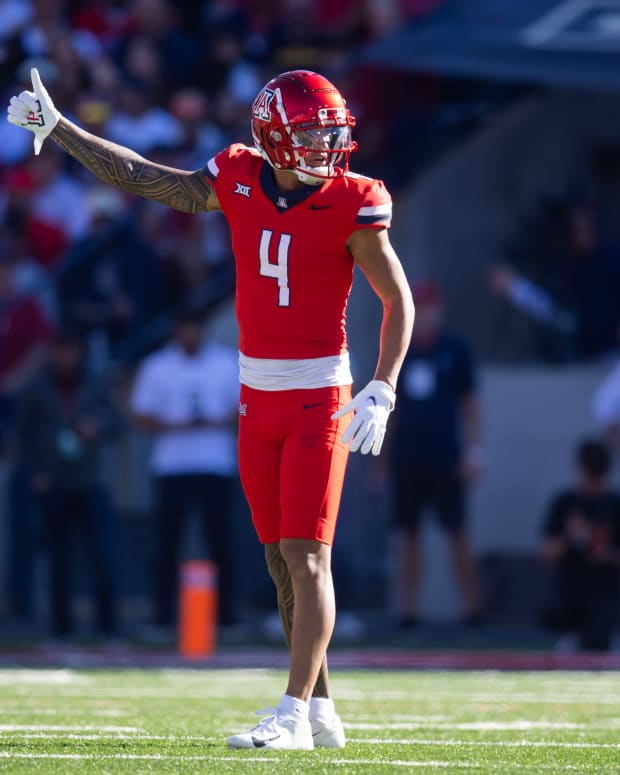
[
  {"left": 0, "top": 753, "right": 480, "bottom": 767},
  {"left": 0, "top": 669, "right": 89, "bottom": 685},
  {"left": 7, "top": 688, "right": 256, "bottom": 700},
  {"left": 311, "top": 762, "right": 588, "bottom": 771},
  {"left": 285, "top": 761, "right": 479, "bottom": 769},
  {"left": 345, "top": 714, "right": 450, "bottom": 722},
  {"left": 0, "top": 753, "right": 598, "bottom": 769},
  {"left": 372, "top": 693, "right": 620, "bottom": 705},
  {"left": 158, "top": 668, "right": 276, "bottom": 680},
  {"left": 347, "top": 721, "right": 586, "bottom": 730},
  {"left": 354, "top": 738, "right": 620, "bottom": 749},
  {"left": 0, "top": 724, "right": 141, "bottom": 732},
  {"left": 0, "top": 708, "right": 129, "bottom": 716},
  {"left": 3, "top": 733, "right": 218, "bottom": 741},
  {"left": 469, "top": 696, "right": 620, "bottom": 705}
]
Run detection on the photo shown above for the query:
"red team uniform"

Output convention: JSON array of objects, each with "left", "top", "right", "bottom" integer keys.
[
  {"left": 5, "top": 63, "right": 408, "bottom": 752},
  {"left": 204, "top": 143, "right": 392, "bottom": 545}
]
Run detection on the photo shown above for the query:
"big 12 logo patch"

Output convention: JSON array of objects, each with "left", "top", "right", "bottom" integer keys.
[{"left": 252, "top": 88, "right": 275, "bottom": 122}]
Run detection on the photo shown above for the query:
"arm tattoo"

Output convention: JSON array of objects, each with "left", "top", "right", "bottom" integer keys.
[
  {"left": 51, "top": 117, "right": 215, "bottom": 214},
  {"left": 264, "top": 543, "right": 331, "bottom": 699}
]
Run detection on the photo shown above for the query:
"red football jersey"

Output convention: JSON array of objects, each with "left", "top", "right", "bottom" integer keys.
[{"left": 205, "top": 144, "right": 392, "bottom": 359}]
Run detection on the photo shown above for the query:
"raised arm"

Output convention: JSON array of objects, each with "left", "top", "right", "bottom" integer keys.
[
  {"left": 51, "top": 117, "right": 218, "bottom": 213},
  {"left": 7, "top": 67, "right": 219, "bottom": 214}
]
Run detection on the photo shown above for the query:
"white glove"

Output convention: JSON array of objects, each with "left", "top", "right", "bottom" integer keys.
[
  {"left": 331, "top": 379, "right": 395, "bottom": 456},
  {"left": 6, "top": 67, "right": 61, "bottom": 155}
]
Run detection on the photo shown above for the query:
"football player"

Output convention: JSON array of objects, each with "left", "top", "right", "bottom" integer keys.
[{"left": 8, "top": 68, "right": 414, "bottom": 750}]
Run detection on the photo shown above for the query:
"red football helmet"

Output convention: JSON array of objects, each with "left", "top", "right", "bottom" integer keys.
[{"left": 251, "top": 70, "right": 357, "bottom": 185}]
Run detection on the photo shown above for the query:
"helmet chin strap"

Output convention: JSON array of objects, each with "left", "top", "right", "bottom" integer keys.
[
  {"left": 292, "top": 149, "right": 334, "bottom": 185},
  {"left": 294, "top": 165, "right": 331, "bottom": 185}
]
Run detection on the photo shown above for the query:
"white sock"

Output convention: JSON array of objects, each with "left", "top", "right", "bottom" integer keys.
[
  {"left": 309, "top": 697, "right": 335, "bottom": 722},
  {"left": 277, "top": 694, "right": 309, "bottom": 719}
]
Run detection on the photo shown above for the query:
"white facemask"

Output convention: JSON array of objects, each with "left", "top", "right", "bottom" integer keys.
[{"left": 290, "top": 126, "right": 352, "bottom": 184}]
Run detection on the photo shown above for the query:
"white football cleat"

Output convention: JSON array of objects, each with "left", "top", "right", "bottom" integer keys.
[
  {"left": 311, "top": 714, "right": 346, "bottom": 748},
  {"left": 227, "top": 708, "right": 313, "bottom": 750}
]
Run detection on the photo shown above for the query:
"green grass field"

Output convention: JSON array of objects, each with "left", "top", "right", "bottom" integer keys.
[{"left": 0, "top": 668, "right": 618, "bottom": 773}]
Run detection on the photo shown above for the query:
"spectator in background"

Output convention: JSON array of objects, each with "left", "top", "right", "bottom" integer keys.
[
  {"left": 2, "top": 165, "right": 70, "bottom": 268},
  {"left": 541, "top": 439, "right": 620, "bottom": 651},
  {"left": 71, "top": 0, "right": 134, "bottom": 46},
  {"left": 388, "top": 281, "right": 483, "bottom": 628},
  {"left": 0, "top": 254, "right": 52, "bottom": 410},
  {"left": 58, "top": 187, "right": 166, "bottom": 367},
  {"left": 270, "top": 0, "right": 327, "bottom": 73},
  {"left": 121, "top": 35, "right": 163, "bottom": 91},
  {"left": 490, "top": 205, "right": 620, "bottom": 361},
  {"left": 28, "top": 147, "right": 92, "bottom": 244},
  {"left": 15, "top": 329, "right": 122, "bottom": 639},
  {"left": 130, "top": 308, "right": 240, "bottom": 631},
  {"left": 168, "top": 88, "right": 228, "bottom": 167},
  {"left": 0, "top": 229, "right": 57, "bottom": 323},
  {"left": 198, "top": 31, "right": 261, "bottom": 105},
  {"left": 105, "top": 82, "right": 183, "bottom": 155},
  {"left": 126, "top": 0, "right": 202, "bottom": 92}
]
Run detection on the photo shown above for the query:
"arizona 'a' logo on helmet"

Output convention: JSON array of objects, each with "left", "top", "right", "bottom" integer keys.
[
  {"left": 252, "top": 88, "right": 276, "bottom": 122},
  {"left": 251, "top": 70, "right": 357, "bottom": 186}
]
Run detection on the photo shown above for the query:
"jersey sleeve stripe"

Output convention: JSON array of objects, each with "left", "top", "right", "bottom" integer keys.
[
  {"left": 357, "top": 203, "right": 392, "bottom": 217},
  {"left": 205, "top": 156, "right": 220, "bottom": 181},
  {"left": 357, "top": 213, "right": 391, "bottom": 225}
]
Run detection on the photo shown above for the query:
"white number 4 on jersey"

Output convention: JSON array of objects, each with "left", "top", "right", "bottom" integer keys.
[{"left": 259, "top": 228, "right": 291, "bottom": 307}]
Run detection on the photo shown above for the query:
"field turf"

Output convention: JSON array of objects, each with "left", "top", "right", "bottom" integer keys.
[{"left": 0, "top": 668, "right": 618, "bottom": 773}]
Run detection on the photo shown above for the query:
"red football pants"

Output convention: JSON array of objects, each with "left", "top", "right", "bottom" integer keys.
[{"left": 237, "top": 384, "right": 352, "bottom": 545}]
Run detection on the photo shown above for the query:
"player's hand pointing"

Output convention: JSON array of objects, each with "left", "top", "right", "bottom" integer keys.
[
  {"left": 6, "top": 67, "right": 61, "bottom": 155},
  {"left": 332, "top": 380, "right": 396, "bottom": 456}
]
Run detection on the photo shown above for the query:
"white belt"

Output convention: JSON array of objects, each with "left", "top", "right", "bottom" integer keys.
[{"left": 238, "top": 351, "right": 353, "bottom": 391}]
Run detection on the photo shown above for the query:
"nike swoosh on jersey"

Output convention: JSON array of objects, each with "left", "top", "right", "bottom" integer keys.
[
  {"left": 252, "top": 735, "right": 281, "bottom": 747},
  {"left": 309, "top": 204, "right": 332, "bottom": 210},
  {"left": 303, "top": 402, "right": 323, "bottom": 409}
]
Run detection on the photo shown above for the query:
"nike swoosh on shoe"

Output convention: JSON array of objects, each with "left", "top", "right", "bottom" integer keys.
[{"left": 252, "top": 735, "right": 281, "bottom": 747}]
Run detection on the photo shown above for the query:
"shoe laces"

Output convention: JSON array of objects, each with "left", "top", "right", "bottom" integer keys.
[{"left": 250, "top": 707, "right": 279, "bottom": 735}]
